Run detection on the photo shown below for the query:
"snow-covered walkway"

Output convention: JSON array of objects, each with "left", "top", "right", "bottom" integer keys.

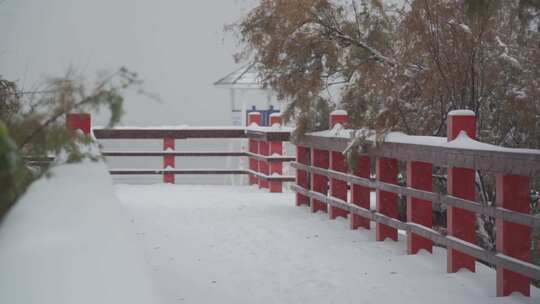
[{"left": 116, "top": 185, "right": 539, "bottom": 304}]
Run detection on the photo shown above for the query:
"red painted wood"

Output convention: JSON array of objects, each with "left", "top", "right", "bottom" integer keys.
[
  {"left": 447, "top": 114, "right": 476, "bottom": 141},
  {"left": 351, "top": 156, "right": 371, "bottom": 230},
  {"left": 269, "top": 141, "right": 283, "bottom": 193},
  {"left": 330, "top": 151, "right": 349, "bottom": 219},
  {"left": 163, "top": 137, "right": 175, "bottom": 184},
  {"left": 311, "top": 148, "right": 329, "bottom": 213},
  {"left": 407, "top": 161, "right": 433, "bottom": 254},
  {"left": 249, "top": 139, "right": 259, "bottom": 185},
  {"left": 270, "top": 114, "right": 281, "bottom": 126},
  {"left": 66, "top": 113, "right": 91, "bottom": 135},
  {"left": 447, "top": 112, "right": 477, "bottom": 273},
  {"left": 330, "top": 111, "right": 347, "bottom": 127},
  {"left": 296, "top": 146, "right": 311, "bottom": 206},
  {"left": 376, "top": 157, "right": 398, "bottom": 242},
  {"left": 93, "top": 128, "right": 248, "bottom": 139},
  {"left": 496, "top": 175, "right": 531, "bottom": 297},
  {"left": 248, "top": 113, "right": 261, "bottom": 185},
  {"left": 269, "top": 114, "right": 283, "bottom": 193},
  {"left": 258, "top": 140, "right": 270, "bottom": 189},
  {"left": 248, "top": 112, "right": 262, "bottom": 126},
  {"left": 329, "top": 111, "right": 349, "bottom": 219}
]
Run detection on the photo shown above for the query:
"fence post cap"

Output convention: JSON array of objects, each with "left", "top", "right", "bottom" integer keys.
[
  {"left": 330, "top": 110, "right": 348, "bottom": 128},
  {"left": 448, "top": 109, "right": 475, "bottom": 117},
  {"left": 330, "top": 110, "right": 348, "bottom": 116},
  {"left": 447, "top": 109, "right": 476, "bottom": 141},
  {"left": 270, "top": 112, "right": 282, "bottom": 127}
]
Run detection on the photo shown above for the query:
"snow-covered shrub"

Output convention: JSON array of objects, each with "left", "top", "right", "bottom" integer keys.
[
  {"left": 0, "top": 122, "right": 26, "bottom": 216},
  {"left": 0, "top": 68, "right": 145, "bottom": 218}
]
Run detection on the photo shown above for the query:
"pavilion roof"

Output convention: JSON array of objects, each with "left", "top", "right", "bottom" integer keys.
[{"left": 214, "top": 63, "right": 264, "bottom": 89}]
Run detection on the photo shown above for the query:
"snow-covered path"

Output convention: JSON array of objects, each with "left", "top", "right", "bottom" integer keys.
[{"left": 116, "top": 185, "right": 539, "bottom": 304}]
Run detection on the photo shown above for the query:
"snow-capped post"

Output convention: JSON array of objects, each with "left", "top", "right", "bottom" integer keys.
[
  {"left": 329, "top": 110, "right": 349, "bottom": 220},
  {"left": 66, "top": 113, "right": 92, "bottom": 135},
  {"left": 248, "top": 112, "right": 261, "bottom": 185},
  {"left": 351, "top": 156, "right": 371, "bottom": 230},
  {"left": 496, "top": 175, "right": 531, "bottom": 297},
  {"left": 406, "top": 161, "right": 433, "bottom": 254},
  {"left": 296, "top": 146, "right": 311, "bottom": 206},
  {"left": 163, "top": 137, "right": 175, "bottom": 184},
  {"left": 447, "top": 110, "right": 476, "bottom": 273},
  {"left": 311, "top": 148, "right": 329, "bottom": 213},
  {"left": 269, "top": 113, "right": 283, "bottom": 193},
  {"left": 329, "top": 110, "right": 348, "bottom": 128},
  {"left": 376, "top": 158, "right": 399, "bottom": 241}
]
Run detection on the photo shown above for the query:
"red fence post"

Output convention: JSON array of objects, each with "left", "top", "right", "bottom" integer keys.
[
  {"left": 329, "top": 110, "right": 349, "bottom": 220},
  {"left": 248, "top": 112, "right": 261, "bottom": 186},
  {"left": 311, "top": 148, "right": 329, "bottom": 213},
  {"left": 296, "top": 146, "right": 311, "bottom": 206},
  {"left": 407, "top": 161, "right": 433, "bottom": 254},
  {"left": 163, "top": 137, "right": 175, "bottom": 184},
  {"left": 269, "top": 113, "right": 283, "bottom": 193},
  {"left": 447, "top": 110, "right": 477, "bottom": 273},
  {"left": 259, "top": 140, "right": 270, "bottom": 189},
  {"left": 376, "top": 158, "right": 399, "bottom": 241},
  {"left": 351, "top": 155, "right": 371, "bottom": 230},
  {"left": 66, "top": 113, "right": 91, "bottom": 135},
  {"left": 496, "top": 175, "right": 531, "bottom": 297}
]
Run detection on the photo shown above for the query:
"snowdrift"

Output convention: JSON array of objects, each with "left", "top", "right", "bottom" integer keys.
[{"left": 0, "top": 161, "right": 158, "bottom": 304}]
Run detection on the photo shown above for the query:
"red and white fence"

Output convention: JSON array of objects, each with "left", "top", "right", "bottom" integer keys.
[
  {"left": 66, "top": 110, "right": 540, "bottom": 297},
  {"left": 292, "top": 110, "right": 540, "bottom": 297},
  {"left": 66, "top": 113, "right": 295, "bottom": 192}
]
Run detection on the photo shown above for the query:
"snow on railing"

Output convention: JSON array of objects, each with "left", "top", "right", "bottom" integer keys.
[
  {"left": 65, "top": 113, "right": 295, "bottom": 192},
  {"left": 291, "top": 110, "right": 540, "bottom": 298},
  {"left": 0, "top": 160, "right": 158, "bottom": 303}
]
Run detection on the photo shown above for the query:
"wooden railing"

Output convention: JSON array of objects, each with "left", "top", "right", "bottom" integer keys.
[
  {"left": 66, "top": 110, "right": 540, "bottom": 297},
  {"left": 67, "top": 113, "right": 295, "bottom": 192},
  {"left": 292, "top": 110, "right": 540, "bottom": 297}
]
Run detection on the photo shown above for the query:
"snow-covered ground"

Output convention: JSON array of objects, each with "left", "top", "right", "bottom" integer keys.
[
  {"left": 1, "top": 161, "right": 538, "bottom": 303},
  {"left": 0, "top": 162, "right": 158, "bottom": 304},
  {"left": 117, "top": 184, "right": 540, "bottom": 304}
]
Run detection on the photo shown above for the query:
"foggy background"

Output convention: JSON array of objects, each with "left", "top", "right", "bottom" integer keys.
[
  {"left": 0, "top": 0, "right": 292, "bottom": 184},
  {"left": 0, "top": 0, "right": 270, "bottom": 126}
]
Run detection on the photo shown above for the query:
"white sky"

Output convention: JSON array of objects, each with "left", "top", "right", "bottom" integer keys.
[{"left": 0, "top": 0, "right": 265, "bottom": 126}]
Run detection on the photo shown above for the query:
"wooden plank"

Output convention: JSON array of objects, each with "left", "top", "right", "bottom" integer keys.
[
  {"left": 379, "top": 142, "right": 540, "bottom": 177},
  {"left": 101, "top": 151, "right": 295, "bottom": 162},
  {"left": 94, "top": 128, "right": 292, "bottom": 140},
  {"left": 109, "top": 169, "right": 249, "bottom": 175},
  {"left": 245, "top": 129, "right": 291, "bottom": 141},
  {"left": 294, "top": 134, "right": 540, "bottom": 176},
  {"left": 245, "top": 152, "right": 296, "bottom": 162},
  {"left": 246, "top": 170, "right": 295, "bottom": 182},
  {"left": 93, "top": 128, "right": 291, "bottom": 142},
  {"left": 93, "top": 128, "right": 247, "bottom": 139},
  {"left": 102, "top": 151, "right": 248, "bottom": 157},
  {"left": 290, "top": 162, "right": 540, "bottom": 228},
  {"left": 295, "top": 135, "right": 349, "bottom": 153},
  {"left": 109, "top": 168, "right": 295, "bottom": 182}
]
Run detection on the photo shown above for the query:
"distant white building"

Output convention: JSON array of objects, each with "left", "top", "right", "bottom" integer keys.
[{"left": 214, "top": 63, "right": 278, "bottom": 126}]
